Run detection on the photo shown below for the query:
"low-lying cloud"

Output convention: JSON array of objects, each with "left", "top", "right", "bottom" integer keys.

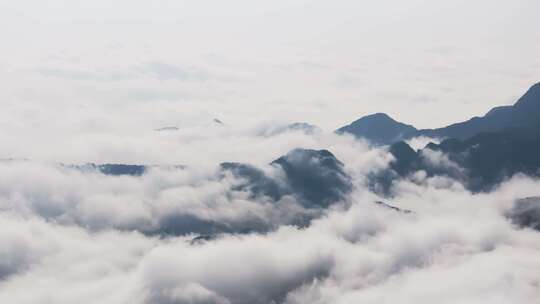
[{"left": 1, "top": 128, "right": 539, "bottom": 303}]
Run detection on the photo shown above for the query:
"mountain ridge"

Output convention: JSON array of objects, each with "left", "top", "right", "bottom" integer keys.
[
  {"left": 336, "top": 113, "right": 417, "bottom": 145},
  {"left": 338, "top": 82, "right": 540, "bottom": 144}
]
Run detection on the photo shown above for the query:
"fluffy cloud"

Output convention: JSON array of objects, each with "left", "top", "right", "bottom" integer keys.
[
  {"left": 1, "top": 1, "right": 540, "bottom": 302},
  {"left": 0, "top": 130, "right": 385, "bottom": 236},
  {"left": 1, "top": 129, "right": 540, "bottom": 303}
]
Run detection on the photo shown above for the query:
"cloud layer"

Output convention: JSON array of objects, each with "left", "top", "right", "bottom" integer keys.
[
  {"left": 0, "top": 127, "right": 539, "bottom": 303},
  {"left": 1, "top": 2, "right": 540, "bottom": 302}
]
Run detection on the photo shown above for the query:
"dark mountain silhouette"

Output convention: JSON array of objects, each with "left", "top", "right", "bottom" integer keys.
[
  {"left": 67, "top": 163, "right": 186, "bottom": 176},
  {"left": 271, "top": 148, "right": 353, "bottom": 208},
  {"left": 428, "top": 123, "right": 540, "bottom": 191},
  {"left": 337, "top": 113, "right": 417, "bottom": 145},
  {"left": 420, "top": 82, "right": 540, "bottom": 139},
  {"left": 70, "top": 163, "right": 147, "bottom": 176},
  {"left": 220, "top": 162, "right": 284, "bottom": 201},
  {"left": 339, "top": 82, "right": 540, "bottom": 144},
  {"left": 387, "top": 141, "right": 421, "bottom": 176},
  {"left": 221, "top": 148, "right": 353, "bottom": 209},
  {"left": 370, "top": 122, "right": 540, "bottom": 194}
]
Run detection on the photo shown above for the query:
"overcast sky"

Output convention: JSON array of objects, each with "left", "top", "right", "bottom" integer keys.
[
  {"left": 1, "top": 0, "right": 540, "bottom": 160},
  {"left": 2, "top": 3, "right": 540, "bottom": 303}
]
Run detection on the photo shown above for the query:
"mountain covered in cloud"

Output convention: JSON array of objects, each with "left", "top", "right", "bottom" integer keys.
[
  {"left": 2, "top": 83, "right": 540, "bottom": 303},
  {"left": 70, "top": 163, "right": 148, "bottom": 176},
  {"left": 4, "top": 1, "right": 540, "bottom": 302},
  {"left": 66, "top": 83, "right": 540, "bottom": 198},
  {"left": 339, "top": 82, "right": 540, "bottom": 144},
  {"left": 67, "top": 163, "right": 187, "bottom": 176},
  {"left": 42, "top": 148, "right": 353, "bottom": 236},
  {"left": 370, "top": 121, "right": 540, "bottom": 194},
  {"left": 270, "top": 148, "right": 353, "bottom": 208},
  {"left": 3, "top": 148, "right": 540, "bottom": 303},
  {"left": 258, "top": 122, "right": 322, "bottom": 137}
]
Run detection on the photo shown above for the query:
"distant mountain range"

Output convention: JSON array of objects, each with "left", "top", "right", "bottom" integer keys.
[
  {"left": 66, "top": 163, "right": 185, "bottom": 176},
  {"left": 14, "top": 82, "right": 540, "bottom": 204},
  {"left": 338, "top": 82, "right": 540, "bottom": 145},
  {"left": 371, "top": 121, "right": 540, "bottom": 193},
  {"left": 336, "top": 82, "right": 540, "bottom": 194},
  {"left": 64, "top": 82, "right": 540, "bottom": 194}
]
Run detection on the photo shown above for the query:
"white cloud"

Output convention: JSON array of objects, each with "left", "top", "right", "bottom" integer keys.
[
  {"left": 0, "top": 2, "right": 539, "bottom": 303},
  {"left": 0, "top": 144, "right": 539, "bottom": 303}
]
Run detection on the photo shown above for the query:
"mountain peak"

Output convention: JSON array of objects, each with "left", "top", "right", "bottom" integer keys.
[
  {"left": 338, "top": 82, "right": 540, "bottom": 145},
  {"left": 514, "top": 82, "right": 540, "bottom": 109},
  {"left": 271, "top": 148, "right": 352, "bottom": 208},
  {"left": 358, "top": 112, "right": 393, "bottom": 122},
  {"left": 337, "top": 113, "right": 417, "bottom": 145}
]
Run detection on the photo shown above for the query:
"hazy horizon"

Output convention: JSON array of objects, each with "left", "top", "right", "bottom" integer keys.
[
  {"left": 2, "top": 1, "right": 540, "bottom": 130},
  {"left": 1, "top": 2, "right": 540, "bottom": 304}
]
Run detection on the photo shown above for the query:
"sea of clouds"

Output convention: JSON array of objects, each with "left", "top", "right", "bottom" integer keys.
[
  {"left": 2, "top": 1, "right": 540, "bottom": 302},
  {"left": 1, "top": 124, "right": 539, "bottom": 304}
]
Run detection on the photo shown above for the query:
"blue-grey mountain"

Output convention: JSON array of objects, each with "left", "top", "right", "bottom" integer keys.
[{"left": 339, "top": 82, "right": 540, "bottom": 144}]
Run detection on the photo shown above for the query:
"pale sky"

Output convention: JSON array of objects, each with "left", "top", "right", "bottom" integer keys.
[
  {"left": 2, "top": 4, "right": 540, "bottom": 303},
  {"left": 1, "top": 0, "right": 540, "bottom": 160}
]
